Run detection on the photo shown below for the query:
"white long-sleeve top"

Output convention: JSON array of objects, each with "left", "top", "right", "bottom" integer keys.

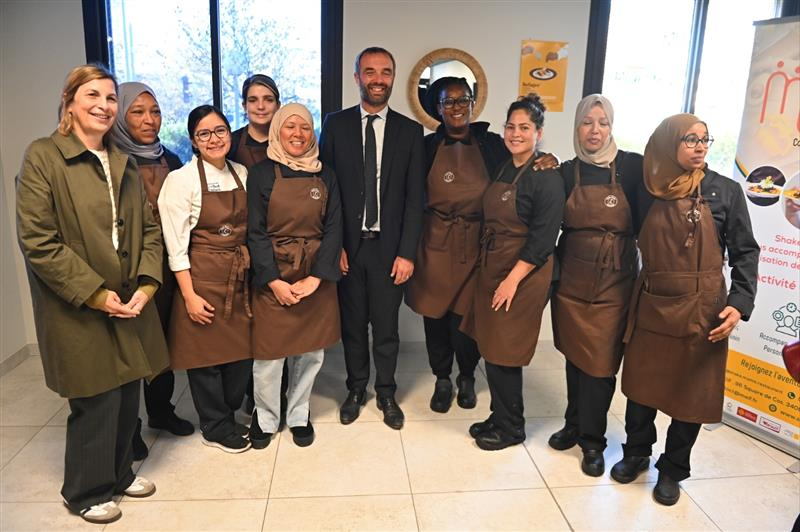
[{"left": 157, "top": 155, "right": 248, "bottom": 272}]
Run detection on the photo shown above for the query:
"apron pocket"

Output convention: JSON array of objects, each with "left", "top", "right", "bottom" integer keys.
[
  {"left": 636, "top": 289, "right": 701, "bottom": 338},
  {"left": 424, "top": 215, "right": 450, "bottom": 251},
  {"left": 558, "top": 255, "right": 599, "bottom": 302}
]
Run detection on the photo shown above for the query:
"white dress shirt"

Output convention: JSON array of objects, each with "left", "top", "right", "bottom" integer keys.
[
  {"left": 157, "top": 155, "right": 248, "bottom": 271},
  {"left": 360, "top": 105, "right": 388, "bottom": 231},
  {"left": 88, "top": 148, "right": 119, "bottom": 250}
]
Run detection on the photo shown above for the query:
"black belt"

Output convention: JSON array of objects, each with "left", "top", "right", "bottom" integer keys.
[{"left": 361, "top": 230, "right": 380, "bottom": 240}]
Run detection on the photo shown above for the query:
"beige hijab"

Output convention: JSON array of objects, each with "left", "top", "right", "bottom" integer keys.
[
  {"left": 643, "top": 113, "right": 706, "bottom": 200},
  {"left": 573, "top": 94, "right": 618, "bottom": 168},
  {"left": 266, "top": 103, "right": 322, "bottom": 173}
]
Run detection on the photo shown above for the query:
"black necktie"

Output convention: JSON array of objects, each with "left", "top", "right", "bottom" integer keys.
[{"left": 364, "top": 114, "right": 379, "bottom": 228}]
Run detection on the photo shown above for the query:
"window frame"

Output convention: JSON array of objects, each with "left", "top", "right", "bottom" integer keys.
[{"left": 81, "top": 0, "right": 343, "bottom": 115}]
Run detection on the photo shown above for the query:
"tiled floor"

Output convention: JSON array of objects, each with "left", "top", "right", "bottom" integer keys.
[{"left": 1, "top": 343, "right": 798, "bottom": 531}]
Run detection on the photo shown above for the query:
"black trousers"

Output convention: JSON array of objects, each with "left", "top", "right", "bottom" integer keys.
[
  {"left": 339, "top": 238, "right": 404, "bottom": 398},
  {"left": 484, "top": 361, "right": 525, "bottom": 438},
  {"left": 62, "top": 379, "right": 139, "bottom": 512},
  {"left": 187, "top": 359, "right": 252, "bottom": 441},
  {"left": 142, "top": 370, "right": 176, "bottom": 419},
  {"left": 424, "top": 312, "right": 480, "bottom": 380},
  {"left": 563, "top": 360, "right": 616, "bottom": 451},
  {"left": 622, "top": 399, "right": 702, "bottom": 481}
]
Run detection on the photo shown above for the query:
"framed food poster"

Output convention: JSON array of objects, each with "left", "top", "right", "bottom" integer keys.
[{"left": 519, "top": 40, "right": 568, "bottom": 112}]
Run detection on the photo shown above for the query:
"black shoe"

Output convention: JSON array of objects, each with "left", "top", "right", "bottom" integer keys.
[
  {"left": 132, "top": 418, "right": 148, "bottom": 461},
  {"left": 235, "top": 422, "right": 249, "bottom": 437},
  {"left": 469, "top": 418, "right": 495, "bottom": 439},
  {"left": 548, "top": 425, "right": 579, "bottom": 451},
  {"left": 610, "top": 456, "right": 650, "bottom": 484},
  {"left": 248, "top": 411, "right": 273, "bottom": 450},
  {"left": 456, "top": 375, "right": 477, "bottom": 409},
  {"left": 474, "top": 427, "right": 525, "bottom": 451},
  {"left": 581, "top": 449, "right": 605, "bottom": 477},
  {"left": 377, "top": 396, "right": 405, "bottom": 430},
  {"left": 148, "top": 411, "right": 195, "bottom": 436},
  {"left": 339, "top": 390, "right": 367, "bottom": 424},
  {"left": 429, "top": 378, "right": 453, "bottom": 413},
  {"left": 202, "top": 432, "right": 251, "bottom": 453},
  {"left": 653, "top": 471, "right": 680, "bottom": 506},
  {"left": 290, "top": 421, "right": 315, "bottom": 447}
]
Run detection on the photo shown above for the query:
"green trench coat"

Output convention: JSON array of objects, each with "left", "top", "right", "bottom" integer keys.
[{"left": 16, "top": 130, "right": 169, "bottom": 399}]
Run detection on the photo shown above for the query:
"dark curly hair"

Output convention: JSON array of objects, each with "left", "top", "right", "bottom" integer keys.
[{"left": 506, "top": 93, "right": 546, "bottom": 129}]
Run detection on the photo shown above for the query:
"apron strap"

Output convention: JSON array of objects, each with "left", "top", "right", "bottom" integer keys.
[
  {"left": 197, "top": 158, "right": 244, "bottom": 192},
  {"left": 224, "top": 244, "right": 252, "bottom": 319},
  {"left": 574, "top": 159, "right": 617, "bottom": 186}
]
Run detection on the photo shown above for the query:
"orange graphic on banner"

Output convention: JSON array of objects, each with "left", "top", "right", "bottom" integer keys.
[
  {"left": 519, "top": 40, "right": 568, "bottom": 112},
  {"left": 725, "top": 349, "right": 800, "bottom": 435}
]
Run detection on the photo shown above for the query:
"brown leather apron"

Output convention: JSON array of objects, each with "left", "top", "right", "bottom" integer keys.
[
  {"left": 251, "top": 164, "right": 340, "bottom": 359},
  {"left": 552, "top": 160, "right": 637, "bottom": 377},
  {"left": 406, "top": 138, "right": 489, "bottom": 318},
  {"left": 460, "top": 159, "right": 554, "bottom": 367},
  {"left": 621, "top": 184, "right": 728, "bottom": 423},
  {"left": 235, "top": 128, "right": 268, "bottom": 169},
  {"left": 138, "top": 156, "right": 176, "bottom": 332},
  {"left": 168, "top": 158, "right": 253, "bottom": 370}
]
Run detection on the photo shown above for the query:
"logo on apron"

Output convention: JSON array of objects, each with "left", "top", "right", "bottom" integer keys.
[
  {"left": 443, "top": 171, "right": 455, "bottom": 183},
  {"left": 310, "top": 187, "right": 322, "bottom": 200},
  {"left": 604, "top": 194, "right": 618, "bottom": 208},
  {"left": 501, "top": 190, "right": 513, "bottom": 202},
  {"left": 686, "top": 209, "right": 702, "bottom": 223},
  {"left": 218, "top": 224, "right": 233, "bottom": 237}
]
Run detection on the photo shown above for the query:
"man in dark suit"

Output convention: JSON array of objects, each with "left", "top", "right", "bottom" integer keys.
[{"left": 319, "top": 46, "right": 425, "bottom": 430}]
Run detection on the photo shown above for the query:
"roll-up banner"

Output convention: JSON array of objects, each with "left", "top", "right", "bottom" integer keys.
[{"left": 726, "top": 16, "right": 800, "bottom": 458}]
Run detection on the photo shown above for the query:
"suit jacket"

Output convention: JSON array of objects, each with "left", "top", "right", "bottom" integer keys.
[{"left": 320, "top": 105, "right": 425, "bottom": 268}]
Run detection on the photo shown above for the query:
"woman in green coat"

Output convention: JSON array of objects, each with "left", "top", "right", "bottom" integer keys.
[{"left": 16, "top": 64, "right": 169, "bottom": 525}]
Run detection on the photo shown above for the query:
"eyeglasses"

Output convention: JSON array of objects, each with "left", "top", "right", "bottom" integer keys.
[
  {"left": 195, "top": 126, "right": 229, "bottom": 142},
  {"left": 439, "top": 96, "right": 473, "bottom": 109},
  {"left": 681, "top": 134, "right": 714, "bottom": 148}
]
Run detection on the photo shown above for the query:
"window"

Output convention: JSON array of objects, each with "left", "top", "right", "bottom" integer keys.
[
  {"left": 103, "top": 0, "right": 330, "bottom": 162},
  {"left": 602, "top": 0, "right": 778, "bottom": 169}
]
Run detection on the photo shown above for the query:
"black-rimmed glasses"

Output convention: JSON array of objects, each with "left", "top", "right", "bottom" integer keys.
[
  {"left": 681, "top": 134, "right": 714, "bottom": 148},
  {"left": 195, "top": 126, "right": 230, "bottom": 142},
  {"left": 439, "top": 96, "right": 473, "bottom": 109}
]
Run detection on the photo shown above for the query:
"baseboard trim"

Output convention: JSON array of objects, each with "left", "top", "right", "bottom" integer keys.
[{"left": 0, "top": 343, "right": 38, "bottom": 377}]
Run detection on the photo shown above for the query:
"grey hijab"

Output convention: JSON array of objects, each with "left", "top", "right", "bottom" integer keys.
[{"left": 111, "top": 82, "right": 164, "bottom": 159}]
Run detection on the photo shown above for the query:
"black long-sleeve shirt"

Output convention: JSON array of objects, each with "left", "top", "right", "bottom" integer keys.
[
  {"left": 247, "top": 159, "right": 342, "bottom": 287},
  {"left": 494, "top": 163, "right": 565, "bottom": 268},
  {"left": 558, "top": 150, "right": 652, "bottom": 234}
]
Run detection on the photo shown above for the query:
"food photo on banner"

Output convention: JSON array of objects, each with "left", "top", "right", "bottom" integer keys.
[
  {"left": 518, "top": 39, "right": 568, "bottom": 112},
  {"left": 726, "top": 14, "right": 800, "bottom": 458}
]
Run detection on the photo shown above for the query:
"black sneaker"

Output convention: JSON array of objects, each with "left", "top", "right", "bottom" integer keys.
[
  {"left": 148, "top": 411, "right": 195, "bottom": 436},
  {"left": 132, "top": 418, "right": 148, "bottom": 461},
  {"left": 290, "top": 420, "right": 315, "bottom": 447},
  {"left": 202, "top": 433, "right": 251, "bottom": 453},
  {"left": 469, "top": 418, "right": 495, "bottom": 438},
  {"left": 429, "top": 378, "right": 453, "bottom": 413},
  {"left": 456, "top": 375, "right": 477, "bottom": 409},
  {"left": 548, "top": 425, "right": 579, "bottom": 451},
  {"left": 610, "top": 456, "right": 650, "bottom": 484},
  {"left": 248, "top": 411, "right": 273, "bottom": 450},
  {"left": 653, "top": 471, "right": 681, "bottom": 506}
]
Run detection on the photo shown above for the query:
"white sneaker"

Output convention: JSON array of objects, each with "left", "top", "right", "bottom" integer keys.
[
  {"left": 79, "top": 500, "right": 121, "bottom": 524},
  {"left": 123, "top": 476, "right": 156, "bottom": 498}
]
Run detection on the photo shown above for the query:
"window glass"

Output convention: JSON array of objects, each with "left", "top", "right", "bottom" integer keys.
[
  {"left": 694, "top": 0, "right": 777, "bottom": 175},
  {"left": 218, "top": 0, "right": 322, "bottom": 135},
  {"left": 108, "top": 0, "right": 213, "bottom": 163},
  {"left": 602, "top": 0, "right": 695, "bottom": 154}
]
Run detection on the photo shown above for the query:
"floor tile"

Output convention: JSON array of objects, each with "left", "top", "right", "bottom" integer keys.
[
  {"left": 747, "top": 437, "right": 800, "bottom": 470},
  {"left": 403, "top": 419, "right": 544, "bottom": 493},
  {"left": 522, "top": 369, "right": 568, "bottom": 417},
  {"left": 524, "top": 417, "right": 660, "bottom": 488},
  {"left": 552, "top": 482, "right": 717, "bottom": 531},
  {"left": 263, "top": 494, "right": 417, "bottom": 531},
  {"left": 0, "top": 502, "right": 100, "bottom": 531},
  {"left": 0, "top": 427, "right": 65, "bottom": 502},
  {"left": 309, "top": 370, "right": 381, "bottom": 424},
  {"left": 269, "top": 422, "right": 408, "bottom": 498},
  {"left": 133, "top": 431, "right": 278, "bottom": 500},
  {"left": 682, "top": 474, "right": 800, "bottom": 531},
  {"left": 0, "top": 426, "right": 39, "bottom": 469},
  {"left": 414, "top": 489, "right": 569, "bottom": 531},
  {"left": 525, "top": 341, "right": 567, "bottom": 371},
  {"left": 110, "top": 499, "right": 267, "bottom": 531},
  {"left": 689, "top": 424, "right": 788, "bottom": 479},
  {"left": 386, "top": 372, "right": 492, "bottom": 422},
  {"left": 0, "top": 357, "right": 66, "bottom": 426}
]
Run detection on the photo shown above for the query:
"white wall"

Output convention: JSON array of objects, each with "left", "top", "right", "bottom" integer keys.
[
  {"left": 0, "top": 0, "right": 86, "bottom": 364},
  {"left": 343, "top": 0, "right": 591, "bottom": 340}
]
